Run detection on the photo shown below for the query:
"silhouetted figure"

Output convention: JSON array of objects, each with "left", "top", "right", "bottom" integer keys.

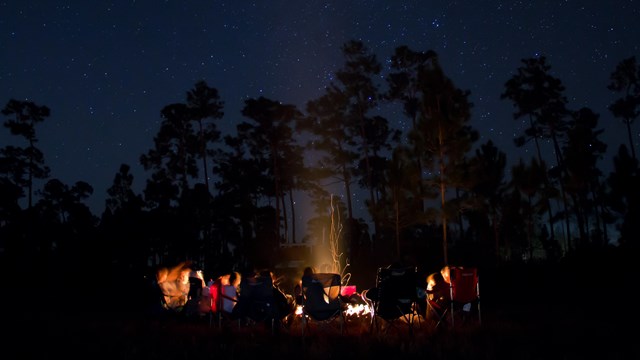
[{"left": 424, "top": 266, "right": 452, "bottom": 321}]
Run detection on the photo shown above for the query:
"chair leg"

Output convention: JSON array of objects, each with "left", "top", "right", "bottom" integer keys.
[
  {"left": 426, "top": 301, "right": 448, "bottom": 329},
  {"left": 301, "top": 315, "right": 306, "bottom": 336}
]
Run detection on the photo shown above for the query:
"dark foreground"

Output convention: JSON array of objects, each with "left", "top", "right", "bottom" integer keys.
[{"left": 7, "top": 250, "right": 639, "bottom": 359}]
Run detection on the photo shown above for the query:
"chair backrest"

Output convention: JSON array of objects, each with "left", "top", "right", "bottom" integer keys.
[
  {"left": 234, "top": 273, "right": 277, "bottom": 321},
  {"left": 221, "top": 284, "right": 238, "bottom": 313},
  {"left": 376, "top": 266, "right": 418, "bottom": 318},
  {"left": 449, "top": 267, "right": 479, "bottom": 303},
  {"left": 210, "top": 282, "right": 220, "bottom": 313},
  {"left": 241, "top": 274, "right": 273, "bottom": 300},
  {"left": 301, "top": 273, "right": 342, "bottom": 319}
]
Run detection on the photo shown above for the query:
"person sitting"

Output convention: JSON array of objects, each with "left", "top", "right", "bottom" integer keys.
[
  {"left": 440, "top": 265, "right": 451, "bottom": 285},
  {"left": 295, "top": 266, "right": 315, "bottom": 306},
  {"left": 185, "top": 269, "right": 205, "bottom": 318},
  {"left": 424, "top": 268, "right": 451, "bottom": 321},
  {"left": 156, "top": 262, "right": 192, "bottom": 312},
  {"left": 260, "top": 269, "right": 295, "bottom": 322},
  {"left": 221, "top": 271, "right": 241, "bottom": 314},
  {"left": 209, "top": 271, "right": 241, "bottom": 317}
]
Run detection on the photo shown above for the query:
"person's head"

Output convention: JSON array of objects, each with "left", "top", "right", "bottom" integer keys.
[
  {"left": 229, "top": 271, "right": 241, "bottom": 287},
  {"left": 259, "top": 269, "right": 272, "bottom": 278},
  {"left": 303, "top": 266, "right": 315, "bottom": 277},
  {"left": 178, "top": 267, "right": 191, "bottom": 284},
  {"left": 218, "top": 273, "right": 231, "bottom": 286},
  {"left": 156, "top": 267, "right": 168, "bottom": 283},
  {"left": 426, "top": 272, "right": 445, "bottom": 290},
  {"left": 440, "top": 266, "right": 451, "bottom": 284}
]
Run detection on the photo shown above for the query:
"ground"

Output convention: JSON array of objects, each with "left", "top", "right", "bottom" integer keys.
[{"left": 6, "top": 251, "right": 639, "bottom": 359}]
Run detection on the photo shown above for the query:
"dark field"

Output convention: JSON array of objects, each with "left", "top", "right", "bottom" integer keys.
[{"left": 7, "top": 251, "right": 638, "bottom": 360}]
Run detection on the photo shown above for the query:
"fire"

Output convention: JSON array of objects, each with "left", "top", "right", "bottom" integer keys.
[
  {"left": 294, "top": 300, "right": 372, "bottom": 317},
  {"left": 345, "top": 303, "right": 371, "bottom": 316}
]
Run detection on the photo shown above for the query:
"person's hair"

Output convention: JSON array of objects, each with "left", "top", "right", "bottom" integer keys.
[
  {"left": 229, "top": 271, "right": 241, "bottom": 286},
  {"left": 427, "top": 272, "right": 445, "bottom": 286},
  {"left": 440, "top": 266, "right": 451, "bottom": 283},
  {"left": 303, "top": 266, "right": 315, "bottom": 277}
]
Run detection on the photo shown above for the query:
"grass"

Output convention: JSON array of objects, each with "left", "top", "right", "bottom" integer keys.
[{"left": 29, "top": 293, "right": 633, "bottom": 360}]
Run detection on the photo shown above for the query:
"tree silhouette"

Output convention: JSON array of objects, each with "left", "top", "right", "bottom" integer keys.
[
  {"left": 386, "top": 46, "right": 439, "bottom": 214},
  {"left": 334, "top": 40, "right": 384, "bottom": 233},
  {"left": 101, "top": 163, "right": 146, "bottom": 273},
  {"left": 240, "top": 96, "right": 303, "bottom": 243},
  {"left": 507, "top": 158, "right": 552, "bottom": 261},
  {"left": 501, "top": 56, "right": 572, "bottom": 252},
  {"left": 1, "top": 99, "right": 51, "bottom": 209},
  {"left": 140, "top": 103, "right": 197, "bottom": 208},
  {"left": 407, "top": 51, "right": 478, "bottom": 265},
  {"left": 105, "top": 163, "right": 143, "bottom": 215},
  {"left": 213, "top": 134, "right": 269, "bottom": 266},
  {"left": 37, "top": 178, "right": 96, "bottom": 227},
  {"left": 379, "top": 143, "right": 436, "bottom": 258},
  {"left": 562, "top": 107, "right": 608, "bottom": 248},
  {"left": 301, "top": 84, "right": 358, "bottom": 219},
  {"left": 606, "top": 145, "right": 640, "bottom": 250},
  {"left": 185, "top": 80, "right": 224, "bottom": 193},
  {"left": 3, "top": 50, "right": 640, "bottom": 288},
  {"left": 608, "top": 56, "right": 639, "bottom": 161},
  {"left": 464, "top": 140, "right": 507, "bottom": 262}
]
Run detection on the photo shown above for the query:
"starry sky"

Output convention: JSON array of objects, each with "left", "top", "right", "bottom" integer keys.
[{"left": 1, "top": 0, "right": 639, "bottom": 216}]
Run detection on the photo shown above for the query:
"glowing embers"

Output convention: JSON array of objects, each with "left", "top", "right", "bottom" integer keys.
[
  {"left": 294, "top": 293, "right": 372, "bottom": 318},
  {"left": 344, "top": 302, "right": 371, "bottom": 317}
]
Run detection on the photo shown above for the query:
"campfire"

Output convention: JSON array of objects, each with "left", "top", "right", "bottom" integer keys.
[
  {"left": 294, "top": 284, "right": 373, "bottom": 318},
  {"left": 294, "top": 302, "right": 371, "bottom": 318}
]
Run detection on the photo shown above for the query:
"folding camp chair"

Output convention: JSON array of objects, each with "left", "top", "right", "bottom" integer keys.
[
  {"left": 426, "top": 266, "right": 481, "bottom": 328},
  {"left": 367, "top": 266, "right": 419, "bottom": 335},
  {"left": 299, "top": 272, "right": 345, "bottom": 336},
  {"left": 232, "top": 273, "right": 280, "bottom": 333},
  {"left": 209, "top": 281, "right": 239, "bottom": 328},
  {"left": 449, "top": 266, "right": 481, "bottom": 326}
]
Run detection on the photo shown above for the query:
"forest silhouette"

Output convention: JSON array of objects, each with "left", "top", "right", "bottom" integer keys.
[{"left": 1, "top": 41, "right": 638, "bottom": 312}]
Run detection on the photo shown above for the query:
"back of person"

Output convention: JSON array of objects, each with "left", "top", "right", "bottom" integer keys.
[
  {"left": 296, "top": 266, "right": 316, "bottom": 306},
  {"left": 221, "top": 284, "right": 238, "bottom": 313},
  {"left": 426, "top": 271, "right": 450, "bottom": 307},
  {"left": 185, "top": 270, "right": 204, "bottom": 317},
  {"left": 199, "top": 283, "right": 211, "bottom": 315},
  {"left": 261, "top": 269, "right": 295, "bottom": 320},
  {"left": 156, "top": 262, "right": 191, "bottom": 311},
  {"left": 210, "top": 271, "right": 240, "bottom": 316}
]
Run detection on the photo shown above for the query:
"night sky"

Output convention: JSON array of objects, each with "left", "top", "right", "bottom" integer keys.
[{"left": 1, "top": 1, "right": 639, "bottom": 215}]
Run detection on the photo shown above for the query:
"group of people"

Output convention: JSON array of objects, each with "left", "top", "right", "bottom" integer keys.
[
  {"left": 153, "top": 261, "right": 455, "bottom": 325},
  {"left": 153, "top": 263, "right": 298, "bottom": 326},
  {"left": 227, "top": 269, "right": 296, "bottom": 324},
  {"left": 360, "top": 262, "right": 453, "bottom": 322}
]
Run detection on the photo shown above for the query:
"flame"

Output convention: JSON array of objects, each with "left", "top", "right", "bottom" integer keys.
[
  {"left": 345, "top": 303, "right": 371, "bottom": 316},
  {"left": 294, "top": 302, "right": 372, "bottom": 317}
]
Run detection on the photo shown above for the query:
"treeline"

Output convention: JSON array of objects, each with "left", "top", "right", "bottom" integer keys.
[{"left": 1, "top": 41, "right": 639, "bottom": 290}]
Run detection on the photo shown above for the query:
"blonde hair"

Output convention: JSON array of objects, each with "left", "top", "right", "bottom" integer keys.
[{"left": 440, "top": 266, "right": 451, "bottom": 284}]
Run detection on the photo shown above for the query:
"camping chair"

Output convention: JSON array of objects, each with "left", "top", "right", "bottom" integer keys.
[
  {"left": 209, "top": 281, "right": 239, "bottom": 328},
  {"left": 368, "top": 266, "right": 419, "bottom": 335},
  {"left": 449, "top": 266, "right": 481, "bottom": 326},
  {"left": 233, "top": 273, "right": 280, "bottom": 333},
  {"left": 184, "top": 274, "right": 205, "bottom": 320},
  {"left": 300, "top": 272, "right": 345, "bottom": 336},
  {"left": 427, "top": 266, "right": 481, "bottom": 328}
]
